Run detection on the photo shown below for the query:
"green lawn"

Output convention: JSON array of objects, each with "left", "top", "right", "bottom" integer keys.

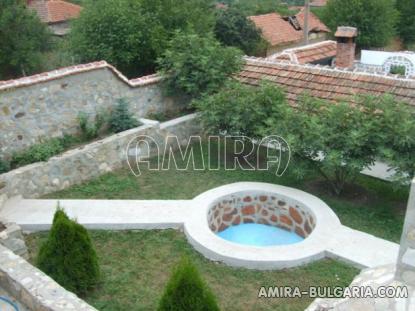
[
  {"left": 26, "top": 230, "right": 358, "bottom": 311},
  {"left": 28, "top": 143, "right": 409, "bottom": 310},
  {"left": 44, "top": 143, "right": 408, "bottom": 243}
]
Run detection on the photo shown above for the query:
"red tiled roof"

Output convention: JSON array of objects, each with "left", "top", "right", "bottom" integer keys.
[
  {"left": 269, "top": 41, "right": 337, "bottom": 64},
  {"left": 238, "top": 57, "right": 415, "bottom": 106},
  {"left": 249, "top": 9, "right": 329, "bottom": 47},
  {"left": 27, "top": 0, "right": 81, "bottom": 24}
]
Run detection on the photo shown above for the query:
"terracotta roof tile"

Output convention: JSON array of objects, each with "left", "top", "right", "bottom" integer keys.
[
  {"left": 269, "top": 41, "right": 337, "bottom": 64},
  {"left": 238, "top": 57, "right": 415, "bottom": 106},
  {"left": 249, "top": 9, "right": 329, "bottom": 47},
  {"left": 27, "top": 0, "right": 81, "bottom": 24}
]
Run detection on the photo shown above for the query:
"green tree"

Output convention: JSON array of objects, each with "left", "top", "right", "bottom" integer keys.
[
  {"left": 379, "top": 96, "right": 415, "bottom": 184},
  {"left": 158, "top": 31, "right": 243, "bottom": 98},
  {"left": 225, "top": 0, "right": 283, "bottom": 15},
  {"left": 109, "top": 99, "right": 140, "bottom": 133},
  {"left": 69, "top": 0, "right": 152, "bottom": 76},
  {"left": 323, "top": 0, "right": 398, "bottom": 48},
  {"left": 396, "top": 0, "right": 415, "bottom": 47},
  {"left": 70, "top": 0, "right": 215, "bottom": 76},
  {"left": 194, "top": 80, "right": 288, "bottom": 138},
  {"left": 37, "top": 208, "right": 100, "bottom": 296},
  {"left": 214, "top": 8, "right": 265, "bottom": 55},
  {"left": 158, "top": 257, "right": 220, "bottom": 311},
  {"left": 0, "top": 0, "right": 51, "bottom": 79},
  {"left": 271, "top": 95, "right": 388, "bottom": 195}
]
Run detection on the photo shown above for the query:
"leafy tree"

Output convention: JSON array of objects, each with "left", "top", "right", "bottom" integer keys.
[
  {"left": 158, "top": 257, "right": 220, "bottom": 311},
  {"left": 70, "top": 0, "right": 215, "bottom": 76},
  {"left": 323, "top": 0, "right": 398, "bottom": 48},
  {"left": 37, "top": 208, "right": 100, "bottom": 296},
  {"left": 69, "top": 0, "right": 152, "bottom": 76},
  {"left": 224, "top": 0, "right": 283, "bottom": 15},
  {"left": 271, "top": 95, "right": 389, "bottom": 195},
  {"left": 0, "top": 0, "right": 51, "bottom": 79},
  {"left": 194, "top": 80, "right": 288, "bottom": 138},
  {"left": 379, "top": 96, "right": 415, "bottom": 184},
  {"left": 109, "top": 99, "right": 140, "bottom": 133},
  {"left": 396, "top": 0, "right": 415, "bottom": 47},
  {"left": 214, "top": 8, "right": 265, "bottom": 55},
  {"left": 196, "top": 80, "right": 415, "bottom": 195},
  {"left": 158, "top": 31, "right": 243, "bottom": 98}
]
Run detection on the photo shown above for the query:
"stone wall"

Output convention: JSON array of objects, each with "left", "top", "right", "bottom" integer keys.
[
  {"left": 207, "top": 191, "right": 316, "bottom": 238},
  {"left": 0, "top": 114, "right": 201, "bottom": 201},
  {"left": 0, "top": 244, "right": 98, "bottom": 311},
  {"left": 0, "top": 61, "right": 185, "bottom": 159}
]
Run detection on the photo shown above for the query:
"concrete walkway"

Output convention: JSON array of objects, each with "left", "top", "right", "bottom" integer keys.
[{"left": 2, "top": 197, "right": 400, "bottom": 270}]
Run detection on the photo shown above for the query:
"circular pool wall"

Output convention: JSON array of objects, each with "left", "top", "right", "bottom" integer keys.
[
  {"left": 207, "top": 192, "right": 315, "bottom": 242},
  {"left": 184, "top": 182, "right": 342, "bottom": 270}
]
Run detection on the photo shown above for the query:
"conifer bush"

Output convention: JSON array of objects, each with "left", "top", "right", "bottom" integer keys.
[
  {"left": 109, "top": 99, "right": 140, "bottom": 133},
  {"left": 37, "top": 207, "right": 100, "bottom": 296},
  {"left": 158, "top": 257, "right": 220, "bottom": 311}
]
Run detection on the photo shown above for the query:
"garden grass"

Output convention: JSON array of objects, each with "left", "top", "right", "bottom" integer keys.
[
  {"left": 27, "top": 230, "right": 358, "bottom": 311},
  {"left": 30, "top": 143, "right": 410, "bottom": 310},
  {"left": 44, "top": 143, "right": 408, "bottom": 243}
]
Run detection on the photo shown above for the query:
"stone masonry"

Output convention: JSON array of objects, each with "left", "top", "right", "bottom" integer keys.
[
  {"left": 208, "top": 191, "right": 316, "bottom": 238},
  {"left": 0, "top": 61, "right": 184, "bottom": 158},
  {"left": 0, "top": 114, "right": 201, "bottom": 200}
]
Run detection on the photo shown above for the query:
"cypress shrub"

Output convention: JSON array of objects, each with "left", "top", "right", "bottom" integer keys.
[
  {"left": 158, "top": 257, "right": 220, "bottom": 311},
  {"left": 37, "top": 207, "right": 100, "bottom": 296}
]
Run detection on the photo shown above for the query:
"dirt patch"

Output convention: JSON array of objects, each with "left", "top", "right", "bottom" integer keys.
[
  {"left": 0, "top": 222, "right": 6, "bottom": 232},
  {"left": 305, "top": 179, "right": 373, "bottom": 205}
]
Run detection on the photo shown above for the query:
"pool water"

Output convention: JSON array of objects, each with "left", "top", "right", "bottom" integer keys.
[{"left": 217, "top": 223, "right": 304, "bottom": 246}]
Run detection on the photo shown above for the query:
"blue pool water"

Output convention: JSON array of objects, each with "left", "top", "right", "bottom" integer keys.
[{"left": 217, "top": 224, "right": 304, "bottom": 246}]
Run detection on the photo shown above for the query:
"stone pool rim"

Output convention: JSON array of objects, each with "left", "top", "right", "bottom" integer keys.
[{"left": 184, "top": 182, "right": 343, "bottom": 270}]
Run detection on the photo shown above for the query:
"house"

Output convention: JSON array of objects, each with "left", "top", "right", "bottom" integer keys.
[
  {"left": 238, "top": 28, "right": 415, "bottom": 106},
  {"left": 27, "top": 0, "right": 82, "bottom": 36},
  {"left": 249, "top": 8, "right": 330, "bottom": 56}
]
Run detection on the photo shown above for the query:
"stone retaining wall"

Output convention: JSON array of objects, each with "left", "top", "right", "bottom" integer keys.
[
  {"left": 207, "top": 191, "right": 316, "bottom": 238},
  {"left": 0, "top": 61, "right": 185, "bottom": 158},
  {"left": 0, "top": 114, "right": 201, "bottom": 201},
  {"left": 0, "top": 244, "right": 98, "bottom": 311}
]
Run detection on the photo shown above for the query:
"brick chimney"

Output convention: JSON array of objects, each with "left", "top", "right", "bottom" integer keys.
[{"left": 334, "top": 26, "right": 357, "bottom": 69}]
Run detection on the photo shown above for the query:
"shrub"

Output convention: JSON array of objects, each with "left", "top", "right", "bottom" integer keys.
[
  {"left": 109, "top": 99, "right": 140, "bottom": 133},
  {"left": 158, "top": 257, "right": 220, "bottom": 311},
  {"left": 0, "top": 159, "right": 10, "bottom": 174},
  {"left": 11, "top": 138, "right": 65, "bottom": 168},
  {"left": 37, "top": 207, "right": 100, "bottom": 296},
  {"left": 69, "top": 0, "right": 214, "bottom": 76},
  {"left": 194, "top": 80, "right": 288, "bottom": 138},
  {"left": 158, "top": 30, "right": 243, "bottom": 98},
  {"left": 78, "top": 111, "right": 107, "bottom": 140}
]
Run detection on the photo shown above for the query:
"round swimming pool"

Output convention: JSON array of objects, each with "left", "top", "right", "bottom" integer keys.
[{"left": 217, "top": 223, "right": 304, "bottom": 246}]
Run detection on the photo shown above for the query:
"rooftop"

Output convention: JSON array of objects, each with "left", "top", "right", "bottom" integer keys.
[
  {"left": 268, "top": 40, "right": 337, "bottom": 64},
  {"left": 238, "top": 57, "right": 415, "bottom": 105},
  {"left": 249, "top": 9, "right": 329, "bottom": 47},
  {"left": 27, "top": 0, "right": 82, "bottom": 24}
]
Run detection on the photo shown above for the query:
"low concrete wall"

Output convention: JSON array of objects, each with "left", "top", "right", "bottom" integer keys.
[{"left": 0, "top": 113, "right": 202, "bottom": 201}]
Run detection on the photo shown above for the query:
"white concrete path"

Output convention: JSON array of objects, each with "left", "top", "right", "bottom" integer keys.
[{"left": 1, "top": 197, "right": 399, "bottom": 270}]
